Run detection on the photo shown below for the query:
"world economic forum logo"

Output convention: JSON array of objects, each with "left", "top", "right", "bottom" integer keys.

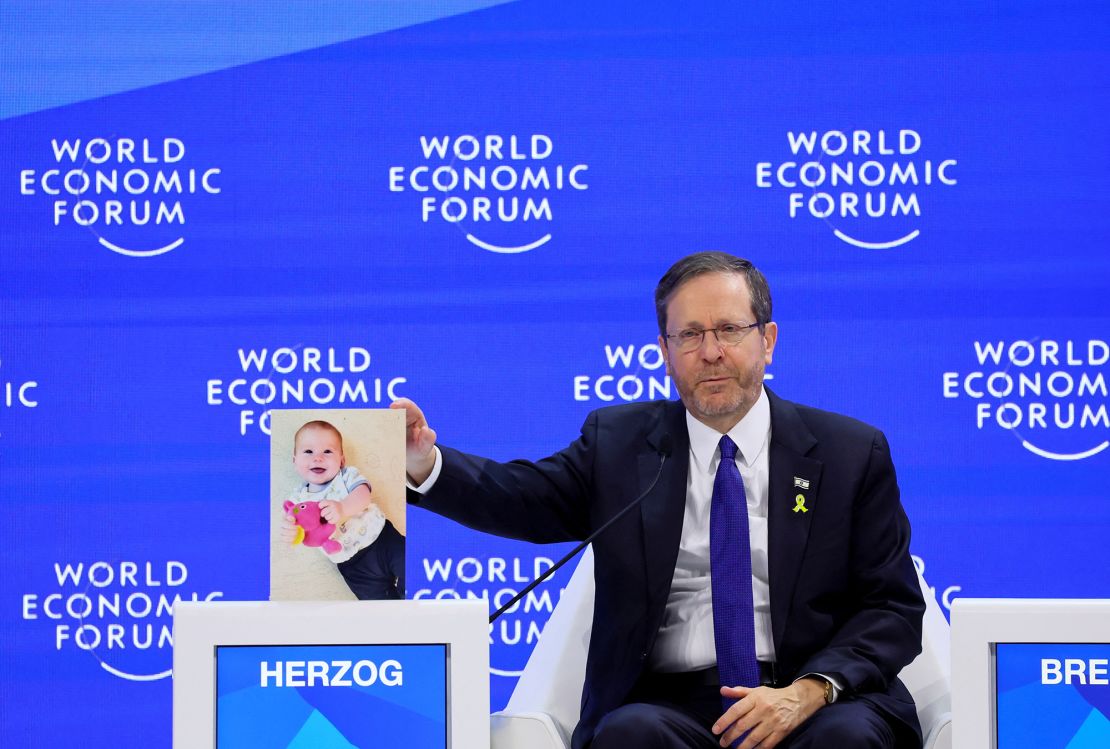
[
  {"left": 755, "top": 129, "right": 957, "bottom": 249},
  {"left": 388, "top": 134, "right": 589, "bottom": 254},
  {"left": 205, "top": 345, "right": 410, "bottom": 437},
  {"left": 943, "top": 337, "right": 1109, "bottom": 461},
  {"left": 573, "top": 343, "right": 673, "bottom": 404},
  {"left": 413, "top": 553, "right": 562, "bottom": 679},
  {"left": 18, "top": 136, "right": 221, "bottom": 258},
  {"left": 21, "top": 558, "right": 223, "bottom": 682},
  {"left": 0, "top": 354, "right": 38, "bottom": 439}
]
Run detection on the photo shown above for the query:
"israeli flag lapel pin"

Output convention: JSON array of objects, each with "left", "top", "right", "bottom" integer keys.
[{"left": 792, "top": 477, "right": 810, "bottom": 514}]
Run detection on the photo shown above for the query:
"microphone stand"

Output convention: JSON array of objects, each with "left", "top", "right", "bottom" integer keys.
[{"left": 489, "top": 442, "right": 672, "bottom": 624}]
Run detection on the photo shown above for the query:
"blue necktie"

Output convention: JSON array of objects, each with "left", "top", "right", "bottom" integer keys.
[{"left": 712, "top": 435, "right": 760, "bottom": 710}]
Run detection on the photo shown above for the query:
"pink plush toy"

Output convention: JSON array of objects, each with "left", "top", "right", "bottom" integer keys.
[{"left": 283, "top": 500, "right": 342, "bottom": 554}]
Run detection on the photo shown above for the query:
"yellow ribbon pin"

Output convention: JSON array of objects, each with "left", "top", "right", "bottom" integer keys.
[{"left": 793, "top": 494, "right": 808, "bottom": 513}]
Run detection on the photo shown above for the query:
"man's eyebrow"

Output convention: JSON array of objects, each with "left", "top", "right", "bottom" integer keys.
[
  {"left": 675, "top": 317, "right": 746, "bottom": 329},
  {"left": 672, "top": 319, "right": 703, "bottom": 330}
]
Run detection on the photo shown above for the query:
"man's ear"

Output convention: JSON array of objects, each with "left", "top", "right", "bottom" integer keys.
[{"left": 761, "top": 322, "right": 778, "bottom": 365}]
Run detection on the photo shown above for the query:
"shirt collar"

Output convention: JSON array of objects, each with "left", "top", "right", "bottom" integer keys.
[{"left": 686, "top": 386, "right": 771, "bottom": 471}]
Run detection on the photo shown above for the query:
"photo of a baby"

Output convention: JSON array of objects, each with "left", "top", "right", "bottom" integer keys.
[{"left": 270, "top": 409, "right": 405, "bottom": 602}]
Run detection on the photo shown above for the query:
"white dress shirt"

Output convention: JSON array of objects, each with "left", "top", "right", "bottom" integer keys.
[
  {"left": 410, "top": 389, "right": 775, "bottom": 672},
  {"left": 649, "top": 387, "right": 775, "bottom": 671},
  {"left": 411, "top": 388, "right": 842, "bottom": 696}
]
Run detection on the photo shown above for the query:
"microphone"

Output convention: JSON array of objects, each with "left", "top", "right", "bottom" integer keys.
[{"left": 489, "top": 435, "right": 674, "bottom": 624}]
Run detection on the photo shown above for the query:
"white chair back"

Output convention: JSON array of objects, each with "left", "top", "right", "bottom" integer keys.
[{"left": 492, "top": 546, "right": 952, "bottom": 749}]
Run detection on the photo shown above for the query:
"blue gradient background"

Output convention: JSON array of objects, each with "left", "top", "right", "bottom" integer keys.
[
  {"left": 217, "top": 644, "right": 446, "bottom": 748},
  {"left": 1, "top": 1, "right": 1108, "bottom": 745},
  {"left": 996, "top": 644, "right": 1110, "bottom": 748}
]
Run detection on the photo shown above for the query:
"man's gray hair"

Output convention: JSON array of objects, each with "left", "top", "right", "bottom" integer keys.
[{"left": 654, "top": 251, "right": 773, "bottom": 335}]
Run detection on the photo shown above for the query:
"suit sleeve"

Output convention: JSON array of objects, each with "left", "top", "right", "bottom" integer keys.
[
  {"left": 406, "top": 411, "right": 598, "bottom": 544},
  {"left": 795, "top": 430, "right": 925, "bottom": 695}
]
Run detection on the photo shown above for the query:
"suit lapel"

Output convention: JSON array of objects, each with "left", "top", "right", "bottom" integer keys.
[
  {"left": 639, "top": 400, "right": 690, "bottom": 609},
  {"left": 766, "top": 389, "right": 824, "bottom": 651},
  {"left": 632, "top": 394, "right": 826, "bottom": 654}
]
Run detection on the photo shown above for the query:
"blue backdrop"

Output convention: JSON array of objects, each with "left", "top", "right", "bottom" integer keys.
[{"left": 2, "top": 1, "right": 1108, "bottom": 745}]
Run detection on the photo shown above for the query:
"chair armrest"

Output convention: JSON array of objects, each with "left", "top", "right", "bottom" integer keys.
[
  {"left": 491, "top": 710, "right": 570, "bottom": 749},
  {"left": 924, "top": 714, "right": 952, "bottom": 749}
]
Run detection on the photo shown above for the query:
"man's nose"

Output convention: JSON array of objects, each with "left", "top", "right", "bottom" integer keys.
[{"left": 699, "top": 329, "right": 725, "bottom": 359}]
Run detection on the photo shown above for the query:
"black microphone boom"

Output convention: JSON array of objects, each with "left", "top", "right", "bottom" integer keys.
[{"left": 489, "top": 436, "right": 674, "bottom": 624}]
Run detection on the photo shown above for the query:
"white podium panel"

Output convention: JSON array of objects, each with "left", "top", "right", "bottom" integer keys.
[
  {"left": 173, "top": 600, "right": 489, "bottom": 748},
  {"left": 951, "top": 599, "right": 1110, "bottom": 749}
]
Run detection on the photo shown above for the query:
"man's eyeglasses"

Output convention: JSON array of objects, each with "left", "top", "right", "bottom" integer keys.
[{"left": 664, "top": 322, "right": 763, "bottom": 353}]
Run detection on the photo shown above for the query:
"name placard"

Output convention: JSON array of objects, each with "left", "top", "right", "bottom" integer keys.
[
  {"left": 216, "top": 643, "right": 447, "bottom": 748},
  {"left": 996, "top": 643, "right": 1110, "bottom": 747}
]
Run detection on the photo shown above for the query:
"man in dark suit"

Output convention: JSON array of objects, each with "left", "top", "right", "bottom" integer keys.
[{"left": 397, "top": 252, "right": 925, "bottom": 748}]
